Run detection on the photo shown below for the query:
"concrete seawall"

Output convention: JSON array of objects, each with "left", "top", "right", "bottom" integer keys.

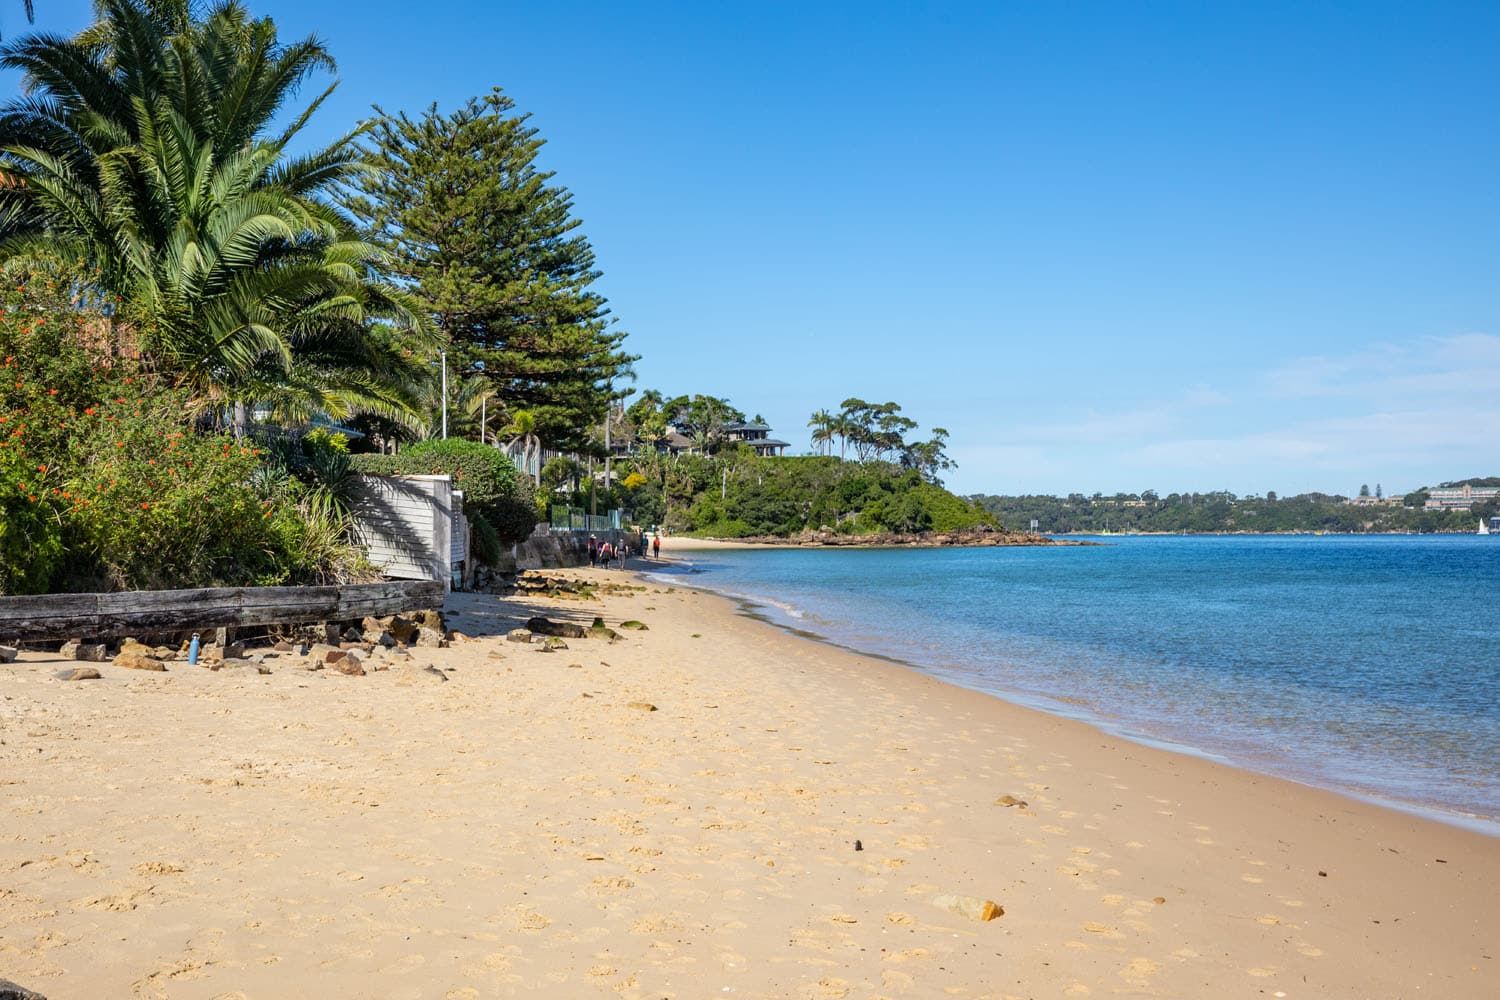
[{"left": 491, "top": 527, "right": 641, "bottom": 574}]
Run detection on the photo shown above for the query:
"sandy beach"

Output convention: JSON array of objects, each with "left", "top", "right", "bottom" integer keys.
[{"left": 2, "top": 567, "right": 1496, "bottom": 999}]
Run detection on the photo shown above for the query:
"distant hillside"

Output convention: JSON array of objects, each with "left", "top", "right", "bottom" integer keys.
[{"left": 969, "top": 487, "right": 1497, "bottom": 534}]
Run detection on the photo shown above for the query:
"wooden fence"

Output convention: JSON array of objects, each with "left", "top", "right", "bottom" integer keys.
[{"left": 0, "top": 580, "right": 446, "bottom": 642}]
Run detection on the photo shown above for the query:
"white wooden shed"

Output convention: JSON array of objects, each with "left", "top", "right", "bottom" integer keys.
[{"left": 350, "top": 474, "right": 454, "bottom": 589}]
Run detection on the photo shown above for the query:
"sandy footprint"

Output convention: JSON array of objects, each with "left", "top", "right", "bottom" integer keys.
[{"left": 1120, "top": 957, "right": 1162, "bottom": 984}]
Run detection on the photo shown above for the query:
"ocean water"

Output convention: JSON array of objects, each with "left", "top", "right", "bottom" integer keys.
[{"left": 645, "top": 535, "right": 1500, "bottom": 831}]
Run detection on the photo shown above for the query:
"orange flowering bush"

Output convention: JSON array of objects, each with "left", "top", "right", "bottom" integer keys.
[
  {"left": 0, "top": 270, "right": 306, "bottom": 593},
  {"left": 0, "top": 275, "right": 99, "bottom": 592}
]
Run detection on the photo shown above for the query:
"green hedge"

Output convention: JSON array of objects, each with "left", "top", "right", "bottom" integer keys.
[{"left": 352, "top": 439, "right": 537, "bottom": 547}]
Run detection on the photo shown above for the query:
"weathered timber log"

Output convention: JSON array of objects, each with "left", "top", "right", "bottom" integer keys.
[{"left": 0, "top": 581, "right": 445, "bottom": 641}]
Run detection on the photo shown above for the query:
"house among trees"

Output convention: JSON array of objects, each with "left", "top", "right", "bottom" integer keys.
[
  {"left": 657, "top": 418, "right": 789, "bottom": 456},
  {"left": 723, "top": 421, "right": 791, "bottom": 456}
]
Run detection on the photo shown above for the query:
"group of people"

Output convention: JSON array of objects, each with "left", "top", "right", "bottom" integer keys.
[{"left": 587, "top": 533, "right": 661, "bottom": 568}]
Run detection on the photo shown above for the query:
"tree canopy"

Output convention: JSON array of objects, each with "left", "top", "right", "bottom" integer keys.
[
  {"left": 346, "top": 88, "right": 635, "bottom": 453},
  {"left": 0, "top": 0, "right": 430, "bottom": 431}
]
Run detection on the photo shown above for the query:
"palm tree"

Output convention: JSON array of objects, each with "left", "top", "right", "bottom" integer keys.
[
  {"left": 832, "top": 413, "right": 853, "bottom": 460},
  {"left": 807, "top": 408, "right": 835, "bottom": 456},
  {"left": 453, "top": 374, "right": 501, "bottom": 444},
  {"left": 504, "top": 408, "right": 542, "bottom": 486},
  {"left": 0, "top": 0, "right": 430, "bottom": 433}
]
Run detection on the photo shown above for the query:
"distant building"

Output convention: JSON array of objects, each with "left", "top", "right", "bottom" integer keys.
[
  {"left": 723, "top": 421, "right": 790, "bottom": 457},
  {"left": 1423, "top": 484, "right": 1500, "bottom": 511},
  {"left": 1347, "top": 495, "right": 1400, "bottom": 507},
  {"left": 659, "top": 421, "right": 790, "bottom": 457}
]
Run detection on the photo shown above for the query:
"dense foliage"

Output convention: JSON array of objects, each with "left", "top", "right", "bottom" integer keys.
[
  {"left": 0, "top": 0, "right": 430, "bottom": 432},
  {"left": 351, "top": 439, "right": 538, "bottom": 544},
  {"left": 807, "top": 398, "right": 954, "bottom": 483},
  {"left": 971, "top": 490, "right": 1497, "bottom": 534},
  {"left": 346, "top": 90, "right": 634, "bottom": 455},
  {"left": 0, "top": 271, "right": 364, "bottom": 593},
  {"left": 619, "top": 452, "right": 994, "bottom": 538},
  {"left": 0, "top": 2, "right": 634, "bottom": 591}
]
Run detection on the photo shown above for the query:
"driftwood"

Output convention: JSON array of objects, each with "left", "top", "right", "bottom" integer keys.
[{"left": 0, "top": 581, "right": 445, "bottom": 641}]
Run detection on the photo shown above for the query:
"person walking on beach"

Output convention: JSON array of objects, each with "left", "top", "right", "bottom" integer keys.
[
  {"left": 652, "top": 535, "right": 660, "bottom": 559},
  {"left": 587, "top": 536, "right": 598, "bottom": 567},
  {"left": 599, "top": 540, "right": 612, "bottom": 568}
]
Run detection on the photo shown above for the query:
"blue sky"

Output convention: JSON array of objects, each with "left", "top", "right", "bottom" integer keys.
[{"left": 7, "top": 1, "right": 1498, "bottom": 496}]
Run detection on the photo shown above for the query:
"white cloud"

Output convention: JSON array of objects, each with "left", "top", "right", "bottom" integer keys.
[
  {"left": 1261, "top": 333, "right": 1500, "bottom": 400},
  {"left": 1006, "top": 385, "right": 1230, "bottom": 446},
  {"left": 962, "top": 330, "right": 1499, "bottom": 493}
]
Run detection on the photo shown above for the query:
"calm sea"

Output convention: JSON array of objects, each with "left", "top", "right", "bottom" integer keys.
[{"left": 645, "top": 535, "right": 1500, "bottom": 832}]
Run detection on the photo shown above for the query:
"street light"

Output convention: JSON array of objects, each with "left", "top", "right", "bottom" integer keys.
[{"left": 439, "top": 353, "right": 488, "bottom": 443}]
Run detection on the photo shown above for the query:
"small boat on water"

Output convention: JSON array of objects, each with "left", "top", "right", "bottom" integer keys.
[{"left": 1481, "top": 519, "right": 1492, "bottom": 535}]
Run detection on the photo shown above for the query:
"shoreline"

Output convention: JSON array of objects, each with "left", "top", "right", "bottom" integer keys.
[
  {"left": 704, "top": 587, "right": 1500, "bottom": 838},
  {"left": 720, "top": 589, "right": 1500, "bottom": 838},
  {"left": 641, "top": 547, "right": 1499, "bottom": 836},
  {"left": 2, "top": 569, "right": 1496, "bottom": 996},
  {"left": 669, "top": 530, "right": 1487, "bottom": 547}
]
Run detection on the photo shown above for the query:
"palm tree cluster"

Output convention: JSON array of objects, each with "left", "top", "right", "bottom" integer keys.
[
  {"left": 808, "top": 398, "right": 955, "bottom": 483},
  {"left": 0, "top": 0, "right": 430, "bottom": 433}
]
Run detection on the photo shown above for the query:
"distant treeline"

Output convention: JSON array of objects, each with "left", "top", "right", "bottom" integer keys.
[
  {"left": 623, "top": 454, "right": 993, "bottom": 538},
  {"left": 970, "top": 487, "right": 1498, "bottom": 534}
]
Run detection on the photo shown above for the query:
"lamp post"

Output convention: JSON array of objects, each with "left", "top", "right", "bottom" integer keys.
[
  {"left": 473, "top": 360, "right": 487, "bottom": 444},
  {"left": 440, "top": 349, "right": 448, "bottom": 439}
]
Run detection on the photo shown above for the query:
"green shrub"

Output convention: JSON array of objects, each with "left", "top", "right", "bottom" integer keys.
[
  {"left": 691, "top": 518, "right": 756, "bottom": 538},
  {"left": 0, "top": 449, "right": 65, "bottom": 594},
  {"left": 0, "top": 268, "right": 337, "bottom": 592},
  {"left": 55, "top": 386, "right": 296, "bottom": 590},
  {"left": 911, "top": 482, "right": 995, "bottom": 532},
  {"left": 352, "top": 438, "right": 537, "bottom": 542},
  {"left": 468, "top": 511, "right": 503, "bottom": 565}
]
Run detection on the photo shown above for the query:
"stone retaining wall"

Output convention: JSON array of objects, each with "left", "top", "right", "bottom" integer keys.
[{"left": 485, "top": 526, "right": 640, "bottom": 575}]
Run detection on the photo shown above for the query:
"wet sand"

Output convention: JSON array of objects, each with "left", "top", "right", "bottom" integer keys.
[{"left": 1, "top": 569, "right": 1496, "bottom": 998}]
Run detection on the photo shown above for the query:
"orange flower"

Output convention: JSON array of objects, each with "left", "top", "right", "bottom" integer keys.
[
  {"left": 147, "top": 459, "right": 156, "bottom": 465},
  {"left": 47, "top": 388, "right": 57, "bottom": 396},
  {"left": 84, "top": 407, "right": 95, "bottom": 416},
  {"left": 140, "top": 502, "right": 150, "bottom": 510},
  {"left": 36, "top": 464, "right": 45, "bottom": 473},
  {"left": 115, "top": 441, "right": 124, "bottom": 448}
]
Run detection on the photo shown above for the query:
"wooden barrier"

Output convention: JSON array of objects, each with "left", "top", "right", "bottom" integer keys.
[{"left": 0, "top": 580, "right": 446, "bottom": 641}]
